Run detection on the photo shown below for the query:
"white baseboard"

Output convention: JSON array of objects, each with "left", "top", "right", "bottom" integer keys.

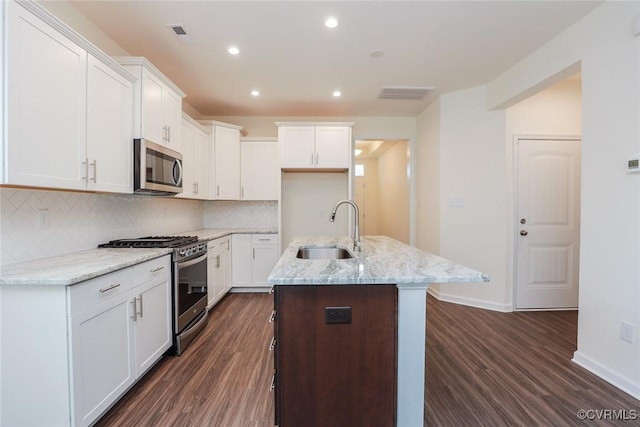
[
  {"left": 427, "top": 287, "right": 513, "bottom": 312},
  {"left": 572, "top": 351, "right": 640, "bottom": 400}
]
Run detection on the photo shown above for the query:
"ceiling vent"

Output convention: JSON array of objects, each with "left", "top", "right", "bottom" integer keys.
[
  {"left": 378, "top": 86, "right": 434, "bottom": 100},
  {"left": 167, "top": 24, "right": 192, "bottom": 43}
]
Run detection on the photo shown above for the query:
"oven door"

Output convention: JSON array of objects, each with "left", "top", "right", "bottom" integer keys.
[{"left": 175, "top": 252, "right": 208, "bottom": 333}]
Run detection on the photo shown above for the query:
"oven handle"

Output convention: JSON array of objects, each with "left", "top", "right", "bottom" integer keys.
[{"left": 178, "top": 252, "right": 208, "bottom": 269}]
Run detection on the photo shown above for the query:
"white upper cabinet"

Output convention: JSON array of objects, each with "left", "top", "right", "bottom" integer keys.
[
  {"left": 86, "top": 55, "right": 134, "bottom": 193},
  {"left": 278, "top": 126, "right": 316, "bottom": 169},
  {"left": 200, "top": 121, "right": 243, "bottom": 200},
  {"left": 240, "top": 138, "right": 279, "bottom": 201},
  {"left": 3, "top": 1, "right": 135, "bottom": 193},
  {"left": 115, "top": 57, "right": 186, "bottom": 151},
  {"left": 179, "top": 114, "right": 210, "bottom": 200},
  {"left": 314, "top": 126, "right": 352, "bottom": 169},
  {"left": 277, "top": 123, "right": 353, "bottom": 170}
]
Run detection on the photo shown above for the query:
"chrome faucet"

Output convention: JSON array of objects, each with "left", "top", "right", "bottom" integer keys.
[{"left": 329, "top": 199, "right": 361, "bottom": 252}]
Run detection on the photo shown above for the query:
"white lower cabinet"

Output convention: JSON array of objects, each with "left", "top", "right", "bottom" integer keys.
[
  {"left": 231, "top": 233, "right": 279, "bottom": 289},
  {"left": 207, "top": 236, "right": 231, "bottom": 308},
  {"left": 0, "top": 255, "right": 171, "bottom": 427}
]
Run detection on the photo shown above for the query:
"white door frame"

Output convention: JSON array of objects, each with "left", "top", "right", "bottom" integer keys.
[{"left": 512, "top": 134, "right": 582, "bottom": 311}]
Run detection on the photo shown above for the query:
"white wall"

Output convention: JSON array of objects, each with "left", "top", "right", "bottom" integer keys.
[
  {"left": 354, "top": 158, "right": 380, "bottom": 235},
  {"left": 415, "top": 99, "right": 441, "bottom": 254},
  {"left": 427, "top": 86, "right": 509, "bottom": 311},
  {"left": 378, "top": 141, "right": 410, "bottom": 243},
  {"left": 488, "top": 1, "right": 640, "bottom": 398}
]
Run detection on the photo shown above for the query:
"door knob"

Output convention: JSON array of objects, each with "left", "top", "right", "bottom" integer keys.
[{"left": 520, "top": 230, "right": 528, "bottom": 236}]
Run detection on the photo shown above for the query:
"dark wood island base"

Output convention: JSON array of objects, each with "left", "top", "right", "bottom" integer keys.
[{"left": 273, "top": 284, "right": 398, "bottom": 426}]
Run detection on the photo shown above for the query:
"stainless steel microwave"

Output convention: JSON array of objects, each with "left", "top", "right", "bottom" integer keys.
[{"left": 134, "top": 139, "right": 183, "bottom": 196}]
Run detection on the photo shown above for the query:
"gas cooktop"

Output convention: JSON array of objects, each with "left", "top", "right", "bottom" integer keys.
[{"left": 98, "top": 236, "right": 198, "bottom": 249}]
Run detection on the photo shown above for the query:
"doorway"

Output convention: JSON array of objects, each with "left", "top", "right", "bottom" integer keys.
[
  {"left": 514, "top": 136, "right": 581, "bottom": 309},
  {"left": 353, "top": 139, "right": 410, "bottom": 243}
]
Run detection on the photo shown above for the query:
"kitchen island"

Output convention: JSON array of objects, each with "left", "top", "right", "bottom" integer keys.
[{"left": 268, "top": 235, "right": 489, "bottom": 427}]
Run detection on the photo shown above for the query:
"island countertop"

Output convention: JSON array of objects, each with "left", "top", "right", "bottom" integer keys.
[{"left": 267, "top": 235, "right": 489, "bottom": 286}]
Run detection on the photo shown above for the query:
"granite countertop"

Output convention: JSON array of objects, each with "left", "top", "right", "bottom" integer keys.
[
  {"left": 268, "top": 236, "right": 489, "bottom": 286},
  {"left": 177, "top": 228, "right": 277, "bottom": 241},
  {"left": 0, "top": 248, "right": 172, "bottom": 286},
  {"left": 0, "top": 228, "right": 278, "bottom": 286}
]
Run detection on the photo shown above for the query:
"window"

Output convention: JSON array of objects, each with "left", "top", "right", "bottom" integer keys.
[{"left": 354, "top": 164, "right": 365, "bottom": 177}]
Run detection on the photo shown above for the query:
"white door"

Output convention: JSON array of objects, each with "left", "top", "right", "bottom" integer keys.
[{"left": 516, "top": 137, "right": 581, "bottom": 309}]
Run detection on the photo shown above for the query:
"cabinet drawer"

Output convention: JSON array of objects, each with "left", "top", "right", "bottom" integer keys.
[
  {"left": 208, "top": 236, "right": 230, "bottom": 250},
  {"left": 133, "top": 255, "right": 171, "bottom": 286},
  {"left": 70, "top": 268, "right": 133, "bottom": 314},
  {"left": 251, "top": 234, "right": 277, "bottom": 245}
]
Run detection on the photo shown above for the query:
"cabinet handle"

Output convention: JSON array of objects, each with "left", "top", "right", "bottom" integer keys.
[
  {"left": 241, "top": 187, "right": 244, "bottom": 198},
  {"left": 90, "top": 160, "right": 97, "bottom": 183},
  {"left": 167, "top": 125, "right": 171, "bottom": 143},
  {"left": 216, "top": 254, "right": 221, "bottom": 268},
  {"left": 131, "top": 299, "right": 137, "bottom": 321},
  {"left": 269, "top": 310, "right": 276, "bottom": 323},
  {"left": 99, "top": 283, "right": 121, "bottom": 293},
  {"left": 193, "top": 182, "right": 197, "bottom": 194},
  {"left": 150, "top": 266, "right": 165, "bottom": 273},
  {"left": 81, "top": 159, "right": 88, "bottom": 182},
  {"left": 270, "top": 375, "right": 276, "bottom": 392},
  {"left": 217, "top": 185, "right": 220, "bottom": 197},
  {"left": 258, "top": 238, "right": 270, "bottom": 242},
  {"left": 138, "top": 294, "right": 144, "bottom": 318},
  {"left": 315, "top": 152, "right": 319, "bottom": 165},
  {"left": 253, "top": 248, "right": 256, "bottom": 259},
  {"left": 269, "top": 337, "right": 276, "bottom": 351},
  {"left": 162, "top": 126, "right": 167, "bottom": 142}
]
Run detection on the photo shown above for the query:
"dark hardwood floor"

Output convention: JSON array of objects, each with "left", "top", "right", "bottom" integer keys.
[{"left": 96, "top": 293, "right": 639, "bottom": 426}]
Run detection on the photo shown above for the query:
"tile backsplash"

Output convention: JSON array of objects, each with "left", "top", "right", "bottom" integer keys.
[
  {"left": 0, "top": 188, "right": 279, "bottom": 266},
  {"left": 203, "top": 200, "right": 278, "bottom": 229}
]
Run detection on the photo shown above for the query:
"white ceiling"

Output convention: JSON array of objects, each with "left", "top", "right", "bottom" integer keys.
[{"left": 68, "top": 1, "right": 600, "bottom": 117}]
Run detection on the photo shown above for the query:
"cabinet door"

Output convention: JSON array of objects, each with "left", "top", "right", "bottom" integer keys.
[
  {"left": 133, "top": 275, "right": 172, "bottom": 376},
  {"left": 314, "top": 126, "right": 351, "bottom": 169},
  {"left": 163, "top": 89, "right": 183, "bottom": 152},
  {"left": 140, "top": 71, "right": 165, "bottom": 145},
  {"left": 231, "top": 234, "right": 252, "bottom": 287},
  {"left": 252, "top": 244, "right": 279, "bottom": 287},
  {"left": 71, "top": 292, "right": 134, "bottom": 427},
  {"left": 279, "top": 126, "right": 315, "bottom": 168},
  {"left": 207, "top": 241, "right": 220, "bottom": 307},
  {"left": 241, "top": 141, "right": 279, "bottom": 200},
  {"left": 214, "top": 126, "right": 241, "bottom": 199},
  {"left": 178, "top": 119, "right": 196, "bottom": 198},
  {"left": 220, "top": 241, "right": 232, "bottom": 292},
  {"left": 6, "top": 2, "right": 86, "bottom": 189},
  {"left": 193, "top": 126, "right": 211, "bottom": 199},
  {"left": 86, "top": 55, "right": 133, "bottom": 193}
]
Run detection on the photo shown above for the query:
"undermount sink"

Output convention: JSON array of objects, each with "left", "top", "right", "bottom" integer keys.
[{"left": 296, "top": 246, "right": 354, "bottom": 260}]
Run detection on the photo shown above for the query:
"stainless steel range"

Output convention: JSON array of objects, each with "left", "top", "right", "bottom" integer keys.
[{"left": 99, "top": 236, "right": 208, "bottom": 355}]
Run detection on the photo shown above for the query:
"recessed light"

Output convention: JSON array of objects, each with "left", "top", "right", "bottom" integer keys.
[
  {"left": 370, "top": 50, "right": 384, "bottom": 58},
  {"left": 251, "top": 90, "right": 260, "bottom": 97},
  {"left": 324, "top": 17, "right": 339, "bottom": 29},
  {"left": 228, "top": 46, "right": 240, "bottom": 55},
  {"left": 333, "top": 90, "right": 342, "bottom": 97}
]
